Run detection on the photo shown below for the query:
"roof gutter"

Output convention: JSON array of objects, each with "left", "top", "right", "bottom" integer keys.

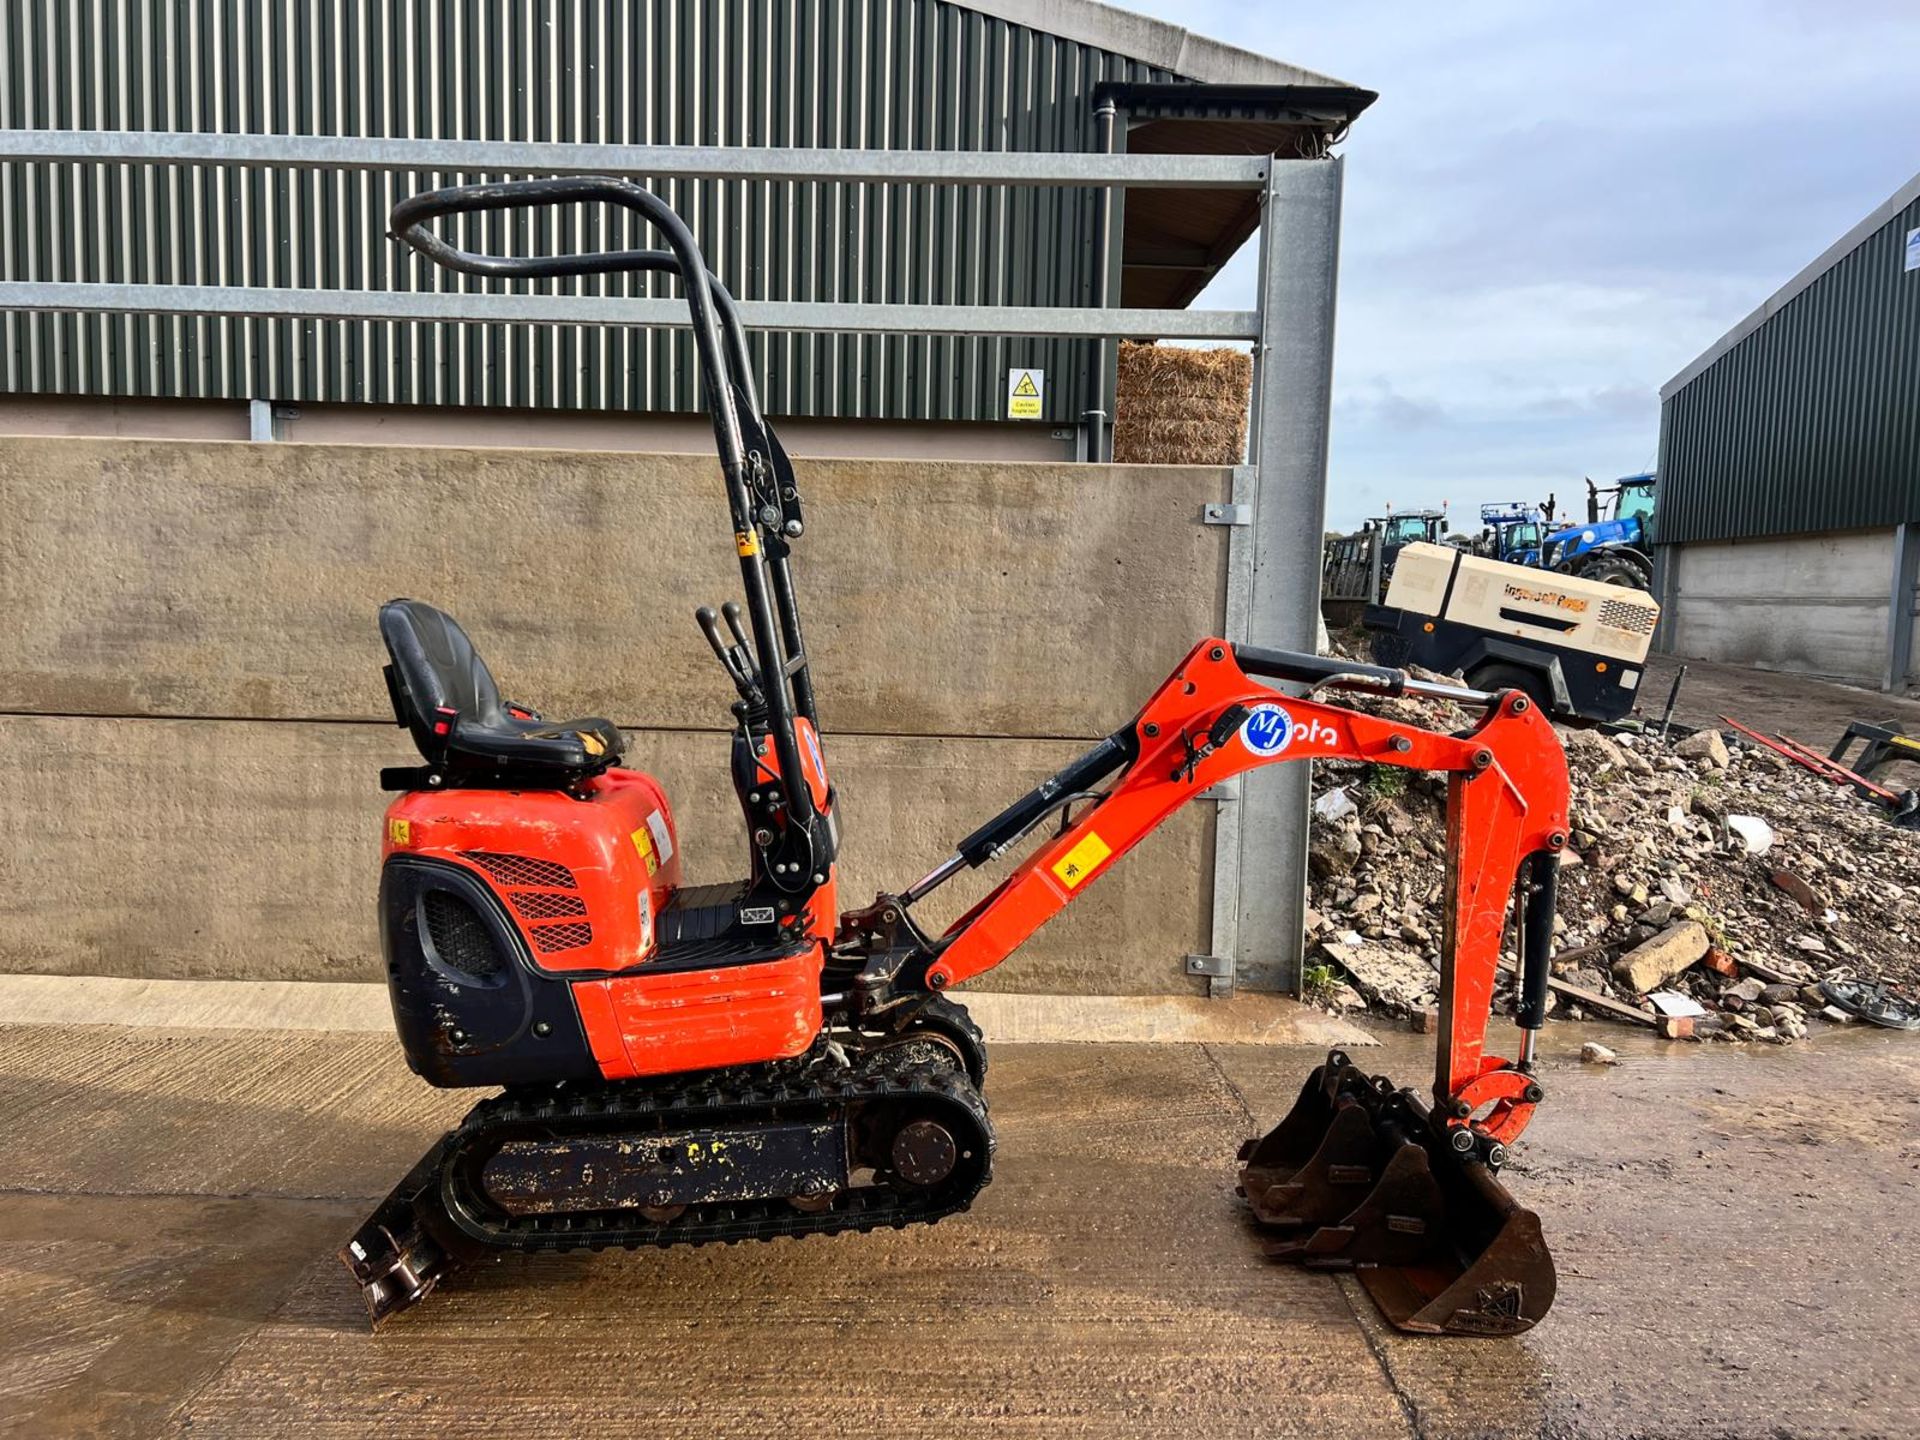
[
  {"left": 1089, "top": 81, "right": 1378, "bottom": 131},
  {"left": 953, "top": 0, "right": 1358, "bottom": 88}
]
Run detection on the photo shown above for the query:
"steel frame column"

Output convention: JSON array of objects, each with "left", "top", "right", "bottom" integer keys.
[
  {"left": 1888, "top": 522, "right": 1920, "bottom": 693},
  {"left": 1229, "top": 157, "right": 1344, "bottom": 994},
  {"left": 1649, "top": 543, "right": 1679, "bottom": 650},
  {"left": 1083, "top": 98, "right": 1121, "bottom": 464}
]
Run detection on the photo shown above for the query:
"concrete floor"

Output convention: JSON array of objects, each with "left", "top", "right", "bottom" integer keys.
[
  {"left": 2, "top": 1018, "right": 1917, "bottom": 1439},
  {"left": 1642, "top": 650, "right": 1920, "bottom": 750}
]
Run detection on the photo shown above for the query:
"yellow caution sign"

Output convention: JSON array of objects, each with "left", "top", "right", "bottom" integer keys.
[
  {"left": 1050, "top": 831, "right": 1111, "bottom": 890},
  {"left": 631, "top": 826, "right": 659, "bottom": 876},
  {"left": 1006, "top": 367, "right": 1045, "bottom": 420}
]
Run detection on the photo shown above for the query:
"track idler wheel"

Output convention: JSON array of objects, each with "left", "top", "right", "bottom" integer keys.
[{"left": 1237, "top": 1048, "right": 1557, "bottom": 1337}]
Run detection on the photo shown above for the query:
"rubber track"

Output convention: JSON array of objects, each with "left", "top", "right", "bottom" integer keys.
[{"left": 436, "top": 1051, "right": 994, "bottom": 1255}]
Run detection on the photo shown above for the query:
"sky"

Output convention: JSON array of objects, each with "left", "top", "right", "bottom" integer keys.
[{"left": 1119, "top": 1, "right": 1920, "bottom": 531}]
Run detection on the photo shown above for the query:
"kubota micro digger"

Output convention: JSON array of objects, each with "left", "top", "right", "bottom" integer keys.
[{"left": 343, "top": 177, "right": 1572, "bottom": 1339}]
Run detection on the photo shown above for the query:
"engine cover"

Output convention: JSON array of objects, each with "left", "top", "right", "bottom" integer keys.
[
  {"left": 379, "top": 855, "right": 600, "bottom": 1087},
  {"left": 383, "top": 767, "right": 681, "bottom": 976},
  {"left": 379, "top": 767, "right": 679, "bottom": 1086}
]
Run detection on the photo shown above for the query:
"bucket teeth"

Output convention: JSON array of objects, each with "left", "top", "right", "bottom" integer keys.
[{"left": 1237, "top": 1048, "right": 1557, "bottom": 1337}]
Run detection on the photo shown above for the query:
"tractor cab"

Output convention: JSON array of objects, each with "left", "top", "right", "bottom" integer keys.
[
  {"left": 1374, "top": 511, "right": 1446, "bottom": 549},
  {"left": 1541, "top": 472, "right": 1657, "bottom": 589},
  {"left": 1610, "top": 475, "right": 1657, "bottom": 525},
  {"left": 1363, "top": 508, "right": 1449, "bottom": 580},
  {"left": 1477, "top": 502, "right": 1547, "bottom": 568}
]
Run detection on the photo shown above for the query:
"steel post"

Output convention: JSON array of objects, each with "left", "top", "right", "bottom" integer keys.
[
  {"left": 247, "top": 399, "right": 276, "bottom": 443},
  {"left": 1888, "top": 522, "right": 1920, "bottom": 693},
  {"left": 1232, "top": 157, "right": 1344, "bottom": 994},
  {"left": 1083, "top": 100, "right": 1120, "bottom": 464}
]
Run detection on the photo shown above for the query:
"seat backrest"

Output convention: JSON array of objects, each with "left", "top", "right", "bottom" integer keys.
[{"left": 379, "top": 599, "right": 506, "bottom": 761}]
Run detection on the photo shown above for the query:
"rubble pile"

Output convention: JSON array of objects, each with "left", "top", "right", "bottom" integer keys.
[{"left": 1303, "top": 687, "right": 1920, "bottom": 1044}]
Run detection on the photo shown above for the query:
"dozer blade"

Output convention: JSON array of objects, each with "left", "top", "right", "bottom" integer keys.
[
  {"left": 1239, "top": 1048, "right": 1557, "bottom": 1337},
  {"left": 338, "top": 1131, "right": 485, "bottom": 1328}
]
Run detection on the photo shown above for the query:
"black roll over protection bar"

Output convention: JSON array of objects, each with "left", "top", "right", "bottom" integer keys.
[{"left": 388, "top": 176, "right": 829, "bottom": 887}]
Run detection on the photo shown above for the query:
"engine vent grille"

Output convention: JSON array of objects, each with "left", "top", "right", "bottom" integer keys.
[
  {"left": 531, "top": 922, "right": 594, "bottom": 954},
  {"left": 464, "top": 852, "right": 577, "bottom": 889},
  {"left": 422, "top": 891, "right": 507, "bottom": 980},
  {"left": 509, "top": 890, "right": 589, "bottom": 921},
  {"left": 1597, "top": 598, "right": 1657, "bottom": 636}
]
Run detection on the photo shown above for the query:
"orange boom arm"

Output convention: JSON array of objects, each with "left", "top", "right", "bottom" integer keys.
[{"left": 924, "top": 639, "right": 1570, "bottom": 1146}]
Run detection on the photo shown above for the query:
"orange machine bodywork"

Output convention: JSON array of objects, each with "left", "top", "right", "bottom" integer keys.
[
  {"left": 384, "top": 765, "right": 829, "bottom": 1081},
  {"left": 385, "top": 767, "right": 682, "bottom": 974},
  {"left": 381, "top": 641, "right": 1565, "bottom": 1135}
]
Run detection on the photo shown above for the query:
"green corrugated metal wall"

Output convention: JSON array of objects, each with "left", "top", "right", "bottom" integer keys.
[
  {"left": 1658, "top": 189, "right": 1920, "bottom": 544},
  {"left": 0, "top": 0, "right": 1178, "bottom": 423}
]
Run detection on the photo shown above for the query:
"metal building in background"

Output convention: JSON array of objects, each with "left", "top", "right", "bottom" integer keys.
[
  {"left": 0, "top": 0, "right": 1370, "bottom": 458},
  {"left": 1656, "top": 170, "right": 1920, "bottom": 693}
]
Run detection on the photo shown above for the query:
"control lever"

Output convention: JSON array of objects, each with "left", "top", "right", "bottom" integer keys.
[
  {"left": 695, "top": 605, "right": 761, "bottom": 702},
  {"left": 720, "top": 601, "right": 760, "bottom": 682}
]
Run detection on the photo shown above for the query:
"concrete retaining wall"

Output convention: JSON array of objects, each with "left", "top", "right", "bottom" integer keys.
[
  {"left": 0, "top": 436, "right": 1231, "bottom": 993},
  {"left": 1666, "top": 529, "right": 1894, "bottom": 686}
]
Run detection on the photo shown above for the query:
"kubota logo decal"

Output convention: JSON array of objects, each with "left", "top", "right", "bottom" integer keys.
[
  {"left": 1240, "top": 704, "right": 1294, "bottom": 756},
  {"left": 1240, "top": 703, "right": 1340, "bottom": 756}
]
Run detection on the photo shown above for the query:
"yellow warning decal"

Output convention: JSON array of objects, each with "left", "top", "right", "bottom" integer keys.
[
  {"left": 387, "top": 817, "right": 411, "bottom": 847},
  {"left": 1050, "top": 831, "right": 1111, "bottom": 890},
  {"left": 1006, "top": 366, "right": 1044, "bottom": 420},
  {"left": 631, "top": 827, "right": 659, "bottom": 877},
  {"left": 736, "top": 530, "right": 760, "bottom": 557}
]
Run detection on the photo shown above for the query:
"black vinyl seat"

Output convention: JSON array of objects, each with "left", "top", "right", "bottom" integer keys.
[{"left": 379, "top": 599, "right": 624, "bottom": 783}]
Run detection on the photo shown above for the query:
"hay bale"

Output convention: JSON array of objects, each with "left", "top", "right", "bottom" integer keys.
[{"left": 1112, "top": 341, "right": 1252, "bottom": 466}]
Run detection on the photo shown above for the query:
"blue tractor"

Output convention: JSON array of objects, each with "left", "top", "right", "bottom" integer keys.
[
  {"left": 1541, "top": 473, "right": 1656, "bottom": 588},
  {"left": 1476, "top": 502, "right": 1548, "bottom": 568}
]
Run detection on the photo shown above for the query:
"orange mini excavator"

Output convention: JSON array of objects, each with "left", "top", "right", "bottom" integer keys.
[{"left": 344, "top": 178, "right": 1572, "bottom": 1338}]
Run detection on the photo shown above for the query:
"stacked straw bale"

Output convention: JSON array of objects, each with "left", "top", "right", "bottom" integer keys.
[{"left": 1112, "top": 341, "right": 1253, "bottom": 465}]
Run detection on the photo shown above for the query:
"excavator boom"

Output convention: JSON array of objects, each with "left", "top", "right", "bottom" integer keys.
[{"left": 903, "top": 638, "right": 1570, "bottom": 1335}]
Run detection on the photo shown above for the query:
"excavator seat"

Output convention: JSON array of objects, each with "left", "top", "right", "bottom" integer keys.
[{"left": 379, "top": 599, "right": 624, "bottom": 783}]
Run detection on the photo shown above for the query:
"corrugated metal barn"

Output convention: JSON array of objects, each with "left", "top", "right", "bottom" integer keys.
[
  {"left": 0, "top": 0, "right": 1370, "bottom": 459},
  {"left": 1657, "top": 170, "right": 1920, "bottom": 692}
]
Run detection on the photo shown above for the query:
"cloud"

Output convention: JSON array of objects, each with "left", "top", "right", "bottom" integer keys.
[{"left": 1121, "top": 2, "right": 1920, "bottom": 528}]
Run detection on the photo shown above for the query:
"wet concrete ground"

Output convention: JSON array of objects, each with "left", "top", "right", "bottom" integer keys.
[
  {"left": 1, "top": 1017, "right": 1916, "bottom": 1438},
  {"left": 1641, "top": 650, "right": 1920, "bottom": 751}
]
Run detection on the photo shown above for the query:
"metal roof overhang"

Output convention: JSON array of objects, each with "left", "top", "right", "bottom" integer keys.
[{"left": 1092, "top": 82, "right": 1378, "bottom": 310}]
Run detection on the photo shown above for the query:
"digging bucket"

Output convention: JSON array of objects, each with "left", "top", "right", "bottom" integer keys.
[
  {"left": 1236, "top": 1050, "right": 1402, "bottom": 1232},
  {"left": 1239, "top": 1050, "right": 1556, "bottom": 1337}
]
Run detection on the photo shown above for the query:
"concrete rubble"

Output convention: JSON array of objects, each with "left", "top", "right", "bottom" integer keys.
[{"left": 1301, "top": 681, "right": 1920, "bottom": 1044}]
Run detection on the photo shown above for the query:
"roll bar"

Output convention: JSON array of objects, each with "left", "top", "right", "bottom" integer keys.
[
  {"left": 390, "top": 178, "right": 750, "bottom": 466},
  {"left": 389, "top": 177, "right": 825, "bottom": 874}
]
